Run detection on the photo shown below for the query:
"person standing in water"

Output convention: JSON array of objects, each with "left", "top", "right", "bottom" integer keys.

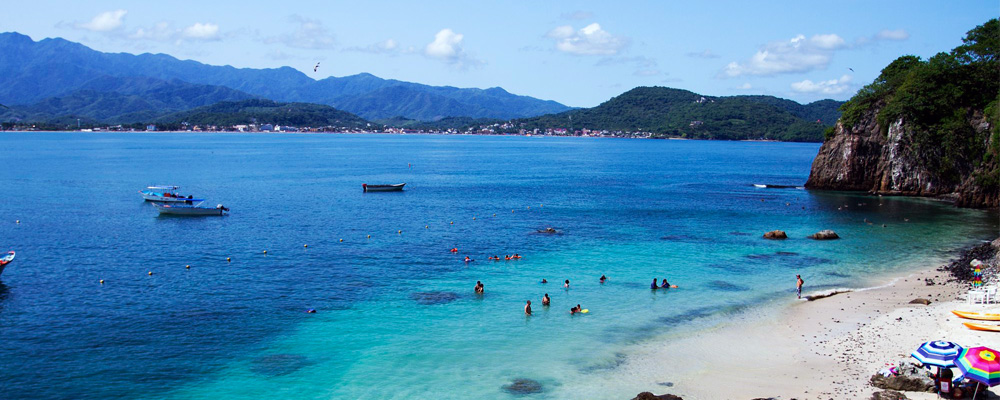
[
  {"left": 542, "top": 293, "right": 550, "bottom": 306},
  {"left": 525, "top": 300, "right": 532, "bottom": 315},
  {"left": 796, "top": 275, "right": 804, "bottom": 299},
  {"left": 650, "top": 278, "right": 659, "bottom": 290},
  {"left": 564, "top": 279, "right": 570, "bottom": 288},
  {"left": 475, "top": 281, "right": 484, "bottom": 294}
]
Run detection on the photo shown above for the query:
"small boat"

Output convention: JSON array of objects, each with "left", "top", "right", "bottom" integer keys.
[
  {"left": 363, "top": 183, "right": 405, "bottom": 192},
  {"left": 952, "top": 310, "right": 1000, "bottom": 321},
  {"left": 152, "top": 202, "right": 229, "bottom": 216},
  {"left": 140, "top": 186, "right": 204, "bottom": 203},
  {"left": 963, "top": 322, "right": 1000, "bottom": 332},
  {"left": 0, "top": 251, "right": 14, "bottom": 277}
]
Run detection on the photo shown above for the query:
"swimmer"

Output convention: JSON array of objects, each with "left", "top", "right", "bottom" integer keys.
[
  {"left": 600, "top": 274, "right": 607, "bottom": 283},
  {"left": 513, "top": 253, "right": 521, "bottom": 259},
  {"left": 525, "top": 300, "right": 532, "bottom": 315},
  {"left": 474, "top": 281, "right": 484, "bottom": 294},
  {"left": 564, "top": 279, "right": 570, "bottom": 288},
  {"left": 464, "top": 256, "right": 472, "bottom": 263},
  {"left": 650, "top": 278, "right": 659, "bottom": 290},
  {"left": 542, "top": 293, "right": 550, "bottom": 306},
  {"left": 541, "top": 279, "right": 548, "bottom": 284},
  {"left": 660, "top": 279, "right": 669, "bottom": 288},
  {"left": 570, "top": 304, "right": 582, "bottom": 314},
  {"left": 450, "top": 248, "right": 458, "bottom": 253},
  {"left": 505, "top": 255, "right": 511, "bottom": 260}
]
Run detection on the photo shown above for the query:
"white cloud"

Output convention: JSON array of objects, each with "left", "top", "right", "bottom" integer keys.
[
  {"left": 182, "top": 23, "right": 220, "bottom": 40},
  {"left": 791, "top": 75, "right": 853, "bottom": 95},
  {"left": 736, "top": 83, "right": 753, "bottom": 90},
  {"left": 875, "top": 29, "right": 909, "bottom": 41},
  {"left": 546, "top": 23, "right": 628, "bottom": 56},
  {"left": 130, "top": 22, "right": 175, "bottom": 41},
  {"left": 424, "top": 29, "right": 484, "bottom": 68},
  {"left": 721, "top": 33, "right": 847, "bottom": 77},
  {"left": 78, "top": 10, "right": 127, "bottom": 32},
  {"left": 686, "top": 49, "right": 719, "bottom": 59},
  {"left": 265, "top": 15, "right": 336, "bottom": 49}
]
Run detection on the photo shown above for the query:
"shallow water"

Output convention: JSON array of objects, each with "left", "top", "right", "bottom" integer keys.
[{"left": 0, "top": 132, "right": 994, "bottom": 399}]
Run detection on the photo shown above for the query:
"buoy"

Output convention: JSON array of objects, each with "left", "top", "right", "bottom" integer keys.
[
  {"left": 527, "top": 206, "right": 530, "bottom": 209},
  {"left": 450, "top": 221, "right": 454, "bottom": 225},
  {"left": 263, "top": 250, "right": 267, "bottom": 254},
  {"left": 185, "top": 265, "right": 190, "bottom": 269},
  {"left": 304, "top": 244, "right": 308, "bottom": 248},
  {"left": 339, "top": 239, "right": 343, "bottom": 242},
  {"left": 425, "top": 225, "right": 429, "bottom": 229},
  {"left": 493, "top": 213, "right": 496, "bottom": 217},
  {"left": 15, "top": 220, "right": 19, "bottom": 224},
  {"left": 398, "top": 230, "right": 402, "bottom": 234},
  {"left": 100, "top": 279, "right": 104, "bottom": 284},
  {"left": 227, "top": 257, "right": 231, "bottom": 262},
  {"left": 148, "top": 271, "right": 153, "bottom": 276},
  {"left": 540, "top": 204, "right": 543, "bottom": 207},
  {"left": 473, "top": 217, "right": 476, "bottom": 220},
  {"left": 367, "top": 235, "right": 371, "bottom": 239}
]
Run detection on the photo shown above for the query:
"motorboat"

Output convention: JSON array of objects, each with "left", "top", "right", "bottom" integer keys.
[
  {"left": 363, "top": 183, "right": 405, "bottom": 192},
  {"left": 152, "top": 202, "right": 229, "bottom": 216},
  {"left": 139, "top": 186, "right": 204, "bottom": 202},
  {"left": 0, "top": 251, "right": 14, "bottom": 277}
]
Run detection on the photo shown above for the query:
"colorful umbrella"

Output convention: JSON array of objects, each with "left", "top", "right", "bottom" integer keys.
[
  {"left": 912, "top": 341, "right": 963, "bottom": 368},
  {"left": 955, "top": 346, "right": 1000, "bottom": 387}
]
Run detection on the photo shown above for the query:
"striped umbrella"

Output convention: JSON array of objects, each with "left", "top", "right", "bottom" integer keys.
[
  {"left": 912, "top": 341, "right": 963, "bottom": 368},
  {"left": 955, "top": 346, "right": 1000, "bottom": 387}
]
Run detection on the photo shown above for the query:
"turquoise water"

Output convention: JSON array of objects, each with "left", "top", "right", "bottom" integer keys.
[{"left": 0, "top": 132, "right": 995, "bottom": 399}]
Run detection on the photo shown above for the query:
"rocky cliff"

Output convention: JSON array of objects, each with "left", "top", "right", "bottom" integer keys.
[{"left": 805, "top": 106, "right": 998, "bottom": 208}]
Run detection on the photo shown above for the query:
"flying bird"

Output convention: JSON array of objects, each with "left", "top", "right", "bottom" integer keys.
[
  {"left": 314, "top": 62, "right": 320, "bottom": 72},
  {"left": 848, "top": 67, "right": 854, "bottom": 72}
]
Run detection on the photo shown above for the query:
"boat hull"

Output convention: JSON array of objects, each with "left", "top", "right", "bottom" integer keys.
[
  {"left": 963, "top": 322, "right": 1000, "bottom": 332},
  {"left": 141, "top": 193, "right": 202, "bottom": 202},
  {"left": 153, "top": 204, "right": 226, "bottom": 216},
  {"left": 953, "top": 310, "right": 1000, "bottom": 321},
  {"left": 363, "top": 183, "right": 405, "bottom": 192},
  {"left": 0, "top": 251, "right": 14, "bottom": 278}
]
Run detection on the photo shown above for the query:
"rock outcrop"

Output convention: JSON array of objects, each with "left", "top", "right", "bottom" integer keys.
[
  {"left": 631, "top": 392, "right": 683, "bottom": 400},
  {"left": 763, "top": 230, "right": 787, "bottom": 240},
  {"left": 871, "top": 389, "right": 908, "bottom": 400},
  {"left": 870, "top": 361, "right": 934, "bottom": 392},
  {"left": 805, "top": 108, "right": 998, "bottom": 208},
  {"left": 808, "top": 230, "right": 840, "bottom": 240}
]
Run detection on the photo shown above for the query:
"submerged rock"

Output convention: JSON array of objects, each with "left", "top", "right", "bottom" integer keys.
[
  {"left": 502, "top": 378, "right": 543, "bottom": 395},
  {"left": 632, "top": 392, "right": 683, "bottom": 400},
  {"left": 763, "top": 230, "right": 787, "bottom": 239},
  {"left": 410, "top": 291, "right": 460, "bottom": 305},
  {"left": 808, "top": 229, "right": 840, "bottom": 240}
]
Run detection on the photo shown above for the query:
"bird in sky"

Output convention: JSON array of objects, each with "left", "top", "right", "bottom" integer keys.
[
  {"left": 848, "top": 67, "right": 854, "bottom": 72},
  {"left": 314, "top": 62, "right": 320, "bottom": 72}
]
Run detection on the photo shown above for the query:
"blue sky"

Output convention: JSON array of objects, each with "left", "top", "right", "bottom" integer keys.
[{"left": 2, "top": 1, "right": 994, "bottom": 107}]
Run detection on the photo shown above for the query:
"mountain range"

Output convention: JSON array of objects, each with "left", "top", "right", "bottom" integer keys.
[
  {"left": 0, "top": 32, "right": 570, "bottom": 123},
  {"left": 514, "top": 87, "right": 841, "bottom": 141}
]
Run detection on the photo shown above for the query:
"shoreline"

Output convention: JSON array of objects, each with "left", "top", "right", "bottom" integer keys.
[{"left": 607, "top": 247, "right": 998, "bottom": 399}]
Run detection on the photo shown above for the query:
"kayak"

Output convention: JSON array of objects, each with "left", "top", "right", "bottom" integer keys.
[
  {"left": 952, "top": 310, "right": 1000, "bottom": 321},
  {"left": 963, "top": 322, "right": 1000, "bottom": 332}
]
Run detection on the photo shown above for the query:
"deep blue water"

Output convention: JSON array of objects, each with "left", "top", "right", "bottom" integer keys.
[{"left": 0, "top": 132, "right": 994, "bottom": 399}]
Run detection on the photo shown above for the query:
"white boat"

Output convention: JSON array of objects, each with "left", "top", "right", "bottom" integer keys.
[
  {"left": 152, "top": 202, "right": 229, "bottom": 216},
  {"left": 363, "top": 183, "right": 405, "bottom": 192},
  {"left": 0, "top": 250, "right": 14, "bottom": 277},
  {"left": 139, "top": 186, "right": 204, "bottom": 202}
]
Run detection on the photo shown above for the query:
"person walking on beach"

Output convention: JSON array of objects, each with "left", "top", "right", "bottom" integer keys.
[
  {"left": 796, "top": 275, "right": 804, "bottom": 299},
  {"left": 525, "top": 300, "right": 532, "bottom": 315}
]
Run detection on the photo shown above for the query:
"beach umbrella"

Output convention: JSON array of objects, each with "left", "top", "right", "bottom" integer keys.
[
  {"left": 955, "top": 346, "right": 1000, "bottom": 399},
  {"left": 912, "top": 341, "right": 963, "bottom": 368}
]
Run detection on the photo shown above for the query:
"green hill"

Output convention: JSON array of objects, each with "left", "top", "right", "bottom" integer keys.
[
  {"left": 157, "top": 99, "right": 369, "bottom": 129},
  {"left": 515, "top": 87, "right": 839, "bottom": 142}
]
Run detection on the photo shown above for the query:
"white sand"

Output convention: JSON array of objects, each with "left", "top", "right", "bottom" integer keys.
[{"left": 598, "top": 266, "right": 999, "bottom": 399}]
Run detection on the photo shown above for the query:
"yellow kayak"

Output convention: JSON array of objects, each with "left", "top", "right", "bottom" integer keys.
[
  {"left": 952, "top": 310, "right": 1000, "bottom": 321},
  {"left": 963, "top": 322, "right": 1000, "bottom": 332}
]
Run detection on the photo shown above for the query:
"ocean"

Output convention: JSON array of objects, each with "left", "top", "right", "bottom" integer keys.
[{"left": 0, "top": 132, "right": 995, "bottom": 399}]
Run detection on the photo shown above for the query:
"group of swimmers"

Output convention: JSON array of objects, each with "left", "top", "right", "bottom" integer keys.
[
  {"left": 487, "top": 254, "right": 521, "bottom": 261},
  {"left": 650, "top": 278, "right": 678, "bottom": 289}
]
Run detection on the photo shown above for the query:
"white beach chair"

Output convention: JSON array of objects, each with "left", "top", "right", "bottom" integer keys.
[
  {"left": 985, "top": 286, "right": 997, "bottom": 304},
  {"left": 967, "top": 289, "right": 986, "bottom": 305}
]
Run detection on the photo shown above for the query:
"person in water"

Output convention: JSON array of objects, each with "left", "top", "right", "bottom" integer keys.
[
  {"left": 796, "top": 275, "right": 804, "bottom": 299},
  {"left": 474, "top": 281, "right": 484, "bottom": 294},
  {"left": 525, "top": 300, "right": 532, "bottom": 315},
  {"left": 513, "top": 253, "right": 521, "bottom": 259},
  {"left": 564, "top": 279, "right": 570, "bottom": 288},
  {"left": 661, "top": 279, "right": 670, "bottom": 288},
  {"left": 650, "top": 278, "right": 659, "bottom": 290},
  {"left": 542, "top": 293, "right": 550, "bottom": 306},
  {"left": 600, "top": 275, "right": 607, "bottom": 283},
  {"left": 541, "top": 279, "right": 548, "bottom": 284},
  {"left": 570, "top": 304, "right": 582, "bottom": 314}
]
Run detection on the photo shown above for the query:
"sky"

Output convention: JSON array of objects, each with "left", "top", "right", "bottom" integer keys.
[{"left": 1, "top": 1, "right": 994, "bottom": 108}]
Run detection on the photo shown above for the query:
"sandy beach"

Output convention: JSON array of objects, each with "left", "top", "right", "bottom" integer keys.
[{"left": 610, "top": 249, "right": 999, "bottom": 399}]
